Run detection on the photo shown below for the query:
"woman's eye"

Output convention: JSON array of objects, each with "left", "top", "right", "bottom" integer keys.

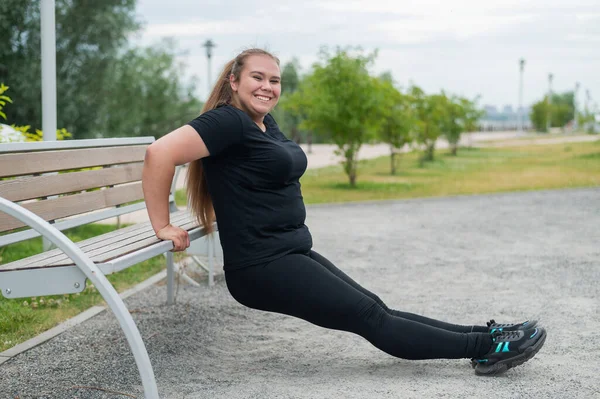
[{"left": 253, "top": 76, "right": 261, "bottom": 80}]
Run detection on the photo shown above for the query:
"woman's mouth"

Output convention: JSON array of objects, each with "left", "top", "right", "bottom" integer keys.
[{"left": 254, "top": 95, "right": 271, "bottom": 103}]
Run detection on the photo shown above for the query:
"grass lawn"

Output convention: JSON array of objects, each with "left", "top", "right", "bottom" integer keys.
[
  {"left": 298, "top": 141, "right": 600, "bottom": 204},
  {"left": 0, "top": 224, "right": 166, "bottom": 352},
  {"left": 2, "top": 140, "right": 599, "bottom": 352}
]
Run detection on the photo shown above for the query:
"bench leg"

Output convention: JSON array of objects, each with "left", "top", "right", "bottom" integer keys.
[
  {"left": 0, "top": 198, "right": 160, "bottom": 399},
  {"left": 166, "top": 251, "right": 175, "bottom": 305}
]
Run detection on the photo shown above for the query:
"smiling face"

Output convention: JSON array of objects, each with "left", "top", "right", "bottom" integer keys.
[{"left": 230, "top": 54, "right": 281, "bottom": 126}]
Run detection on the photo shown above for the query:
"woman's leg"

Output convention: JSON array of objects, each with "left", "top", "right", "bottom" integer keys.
[
  {"left": 225, "top": 253, "right": 492, "bottom": 360},
  {"left": 308, "top": 250, "right": 489, "bottom": 333}
]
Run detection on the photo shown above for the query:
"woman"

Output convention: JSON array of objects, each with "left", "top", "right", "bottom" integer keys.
[{"left": 141, "top": 48, "right": 546, "bottom": 376}]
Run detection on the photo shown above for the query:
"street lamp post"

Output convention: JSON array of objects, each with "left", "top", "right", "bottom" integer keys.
[
  {"left": 202, "top": 39, "right": 216, "bottom": 98},
  {"left": 573, "top": 82, "right": 580, "bottom": 132},
  {"left": 547, "top": 73, "right": 553, "bottom": 133},
  {"left": 518, "top": 58, "right": 525, "bottom": 134},
  {"left": 41, "top": 0, "right": 57, "bottom": 141}
]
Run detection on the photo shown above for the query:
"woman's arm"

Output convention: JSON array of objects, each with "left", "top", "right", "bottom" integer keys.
[{"left": 142, "top": 125, "right": 210, "bottom": 251}]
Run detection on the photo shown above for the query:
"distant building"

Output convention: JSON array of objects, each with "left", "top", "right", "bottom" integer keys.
[
  {"left": 479, "top": 105, "right": 532, "bottom": 131},
  {"left": 484, "top": 105, "right": 498, "bottom": 114}
]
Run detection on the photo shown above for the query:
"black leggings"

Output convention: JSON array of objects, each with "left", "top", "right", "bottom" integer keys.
[{"left": 225, "top": 250, "right": 492, "bottom": 360}]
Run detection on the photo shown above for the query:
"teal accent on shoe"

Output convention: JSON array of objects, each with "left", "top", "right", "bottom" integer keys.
[
  {"left": 476, "top": 359, "right": 488, "bottom": 363},
  {"left": 530, "top": 328, "right": 538, "bottom": 339},
  {"left": 490, "top": 328, "right": 496, "bottom": 334},
  {"left": 523, "top": 321, "right": 529, "bottom": 326},
  {"left": 495, "top": 342, "right": 503, "bottom": 353},
  {"left": 502, "top": 342, "right": 510, "bottom": 352}
]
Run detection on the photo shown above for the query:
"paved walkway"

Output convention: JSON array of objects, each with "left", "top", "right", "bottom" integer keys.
[{"left": 2, "top": 187, "right": 599, "bottom": 398}]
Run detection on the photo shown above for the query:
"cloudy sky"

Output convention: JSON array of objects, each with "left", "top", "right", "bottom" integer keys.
[{"left": 133, "top": 0, "right": 600, "bottom": 110}]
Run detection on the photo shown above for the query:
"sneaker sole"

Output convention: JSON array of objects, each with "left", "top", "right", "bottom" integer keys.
[{"left": 474, "top": 329, "right": 547, "bottom": 376}]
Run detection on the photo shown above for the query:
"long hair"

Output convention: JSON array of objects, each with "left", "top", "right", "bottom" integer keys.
[{"left": 186, "top": 48, "right": 280, "bottom": 233}]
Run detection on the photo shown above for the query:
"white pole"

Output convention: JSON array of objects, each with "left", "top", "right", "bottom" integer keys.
[
  {"left": 518, "top": 58, "right": 525, "bottom": 134},
  {"left": 202, "top": 39, "right": 216, "bottom": 100},
  {"left": 573, "top": 82, "right": 580, "bottom": 133},
  {"left": 41, "top": 0, "right": 57, "bottom": 141},
  {"left": 546, "top": 73, "right": 553, "bottom": 133}
]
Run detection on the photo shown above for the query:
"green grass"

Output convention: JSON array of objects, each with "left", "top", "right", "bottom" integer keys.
[
  {"left": 0, "top": 224, "right": 166, "bottom": 352},
  {"left": 175, "top": 188, "right": 187, "bottom": 207},
  {"left": 298, "top": 141, "right": 600, "bottom": 204}
]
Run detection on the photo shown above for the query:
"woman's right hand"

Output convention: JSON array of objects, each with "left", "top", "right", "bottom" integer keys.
[{"left": 156, "top": 224, "right": 190, "bottom": 252}]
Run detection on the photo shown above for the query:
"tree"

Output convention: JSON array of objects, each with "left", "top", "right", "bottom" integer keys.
[
  {"left": 443, "top": 96, "right": 483, "bottom": 156},
  {"left": 101, "top": 40, "right": 202, "bottom": 138},
  {"left": 373, "top": 74, "right": 413, "bottom": 174},
  {"left": 0, "top": 1, "right": 200, "bottom": 139},
  {"left": 275, "top": 58, "right": 303, "bottom": 143},
  {"left": 529, "top": 91, "right": 575, "bottom": 132},
  {"left": 409, "top": 86, "right": 448, "bottom": 165},
  {"left": 0, "top": 0, "right": 140, "bottom": 137},
  {"left": 286, "top": 47, "right": 381, "bottom": 186},
  {"left": 0, "top": 83, "right": 71, "bottom": 142}
]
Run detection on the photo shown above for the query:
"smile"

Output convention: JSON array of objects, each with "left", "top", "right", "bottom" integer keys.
[{"left": 254, "top": 95, "right": 271, "bottom": 102}]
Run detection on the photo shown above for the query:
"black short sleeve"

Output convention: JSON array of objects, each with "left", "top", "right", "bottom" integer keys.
[{"left": 187, "top": 106, "right": 244, "bottom": 156}]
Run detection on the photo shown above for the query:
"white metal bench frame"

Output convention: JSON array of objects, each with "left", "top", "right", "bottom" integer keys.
[{"left": 0, "top": 138, "right": 209, "bottom": 399}]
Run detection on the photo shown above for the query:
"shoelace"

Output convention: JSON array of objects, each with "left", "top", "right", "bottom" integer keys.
[
  {"left": 487, "top": 319, "right": 521, "bottom": 329},
  {"left": 492, "top": 330, "right": 522, "bottom": 341}
]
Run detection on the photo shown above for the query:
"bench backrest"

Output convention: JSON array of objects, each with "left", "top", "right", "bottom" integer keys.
[{"left": 0, "top": 137, "right": 172, "bottom": 247}]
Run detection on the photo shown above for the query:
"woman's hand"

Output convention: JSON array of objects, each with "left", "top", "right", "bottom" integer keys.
[{"left": 156, "top": 224, "right": 190, "bottom": 252}]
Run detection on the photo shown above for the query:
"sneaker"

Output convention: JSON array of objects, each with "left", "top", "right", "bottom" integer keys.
[
  {"left": 487, "top": 319, "right": 538, "bottom": 334},
  {"left": 472, "top": 327, "right": 547, "bottom": 376},
  {"left": 470, "top": 319, "right": 540, "bottom": 368}
]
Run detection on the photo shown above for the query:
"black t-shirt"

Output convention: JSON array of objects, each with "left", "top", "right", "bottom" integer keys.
[{"left": 187, "top": 105, "right": 313, "bottom": 271}]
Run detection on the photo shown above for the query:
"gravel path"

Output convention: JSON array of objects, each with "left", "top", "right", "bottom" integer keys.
[{"left": 2, "top": 188, "right": 599, "bottom": 399}]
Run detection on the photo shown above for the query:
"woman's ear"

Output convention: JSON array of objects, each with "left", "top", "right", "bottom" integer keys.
[{"left": 229, "top": 74, "right": 238, "bottom": 92}]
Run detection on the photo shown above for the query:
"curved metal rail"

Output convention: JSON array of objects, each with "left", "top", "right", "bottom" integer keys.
[{"left": 0, "top": 197, "right": 159, "bottom": 398}]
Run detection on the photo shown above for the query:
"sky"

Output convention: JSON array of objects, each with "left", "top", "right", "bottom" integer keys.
[{"left": 132, "top": 0, "right": 600, "bottom": 110}]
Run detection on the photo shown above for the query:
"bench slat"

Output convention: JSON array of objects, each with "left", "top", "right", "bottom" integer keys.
[
  {"left": 90, "top": 220, "right": 198, "bottom": 264},
  {"left": 50, "top": 218, "right": 197, "bottom": 266},
  {"left": 0, "top": 182, "right": 145, "bottom": 232},
  {"left": 0, "top": 211, "right": 194, "bottom": 270},
  {"left": 0, "top": 202, "right": 150, "bottom": 247},
  {"left": 0, "top": 137, "right": 154, "bottom": 153},
  {"left": 0, "top": 163, "right": 144, "bottom": 202},
  {"left": 0, "top": 219, "right": 198, "bottom": 270},
  {"left": 0, "top": 145, "right": 148, "bottom": 178}
]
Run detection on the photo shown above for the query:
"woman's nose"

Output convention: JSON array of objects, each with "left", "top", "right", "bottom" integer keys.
[{"left": 261, "top": 81, "right": 272, "bottom": 91}]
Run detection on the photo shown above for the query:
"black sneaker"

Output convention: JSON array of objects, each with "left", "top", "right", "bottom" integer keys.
[
  {"left": 472, "top": 327, "right": 547, "bottom": 376},
  {"left": 470, "top": 319, "right": 540, "bottom": 368},
  {"left": 487, "top": 319, "right": 538, "bottom": 334}
]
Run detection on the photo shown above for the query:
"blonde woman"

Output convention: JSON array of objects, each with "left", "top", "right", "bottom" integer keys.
[{"left": 142, "top": 48, "right": 546, "bottom": 375}]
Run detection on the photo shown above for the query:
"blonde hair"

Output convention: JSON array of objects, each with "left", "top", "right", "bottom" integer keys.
[{"left": 186, "top": 48, "right": 280, "bottom": 233}]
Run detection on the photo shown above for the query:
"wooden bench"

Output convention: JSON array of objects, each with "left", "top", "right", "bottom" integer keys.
[{"left": 0, "top": 137, "right": 210, "bottom": 398}]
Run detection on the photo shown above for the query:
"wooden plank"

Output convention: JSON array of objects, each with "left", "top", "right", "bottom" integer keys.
[
  {"left": 0, "top": 137, "right": 154, "bottom": 153},
  {"left": 0, "top": 145, "right": 148, "bottom": 178},
  {"left": 1, "top": 219, "right": 198, "bottom": 270},
  {"left": 0, "top": 211, "right": 194, "bottom": 270},
  {"left": 0, "top": 183, "right": 145, "bottom": 232},
  {"left": 90, "top": 220, "right": 199, "bottom": 264},
  {"left": 0, "top": 202, "right": 149, "bottom": 247},
  {"left": 49, "top": 218, "right": 198, "bottom": 266},
  {"left": 0, "top": 163, "right": 144, "bottom": 202}
]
